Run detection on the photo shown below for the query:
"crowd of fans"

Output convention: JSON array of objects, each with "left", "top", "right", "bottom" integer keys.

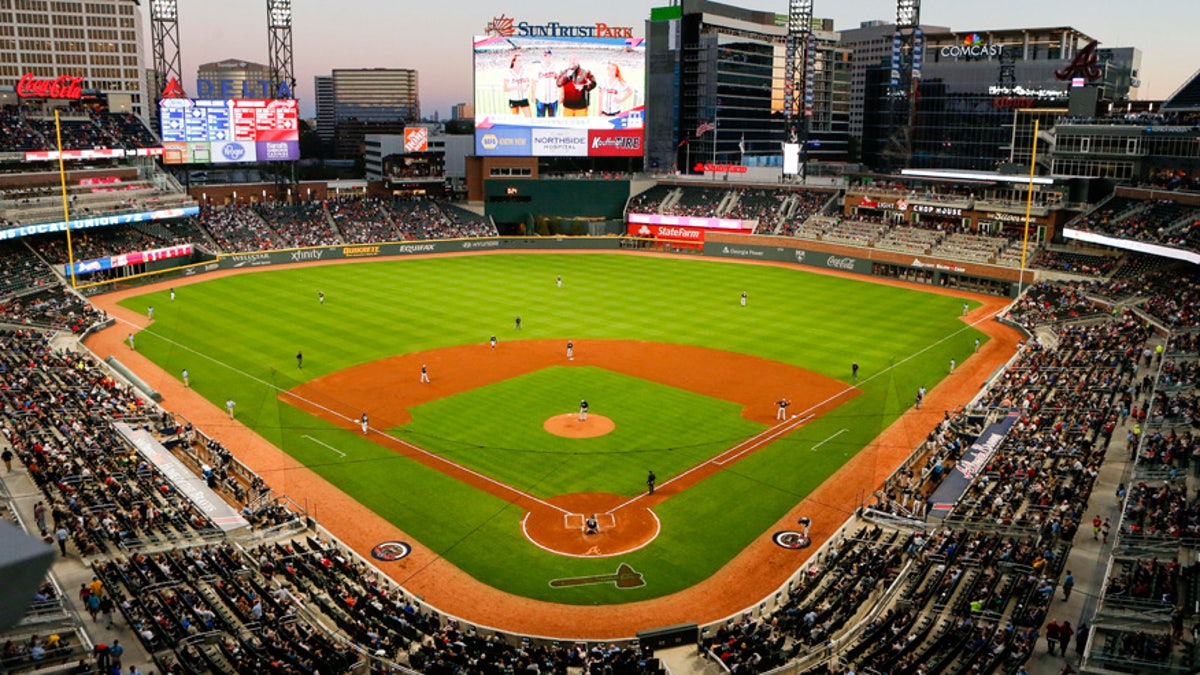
[
  {"left": 4, "top": 172, "right": 1200, "bottom": 673},
  {"left": 0, "top": 105, "right": 160, "bottom": 153}
]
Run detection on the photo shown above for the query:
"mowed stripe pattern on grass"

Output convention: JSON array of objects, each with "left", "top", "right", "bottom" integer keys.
[{"left": 122, "top": 253, "right": 984, "bottom": 603}]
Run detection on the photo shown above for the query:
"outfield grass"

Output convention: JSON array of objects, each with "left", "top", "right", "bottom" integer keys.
[{"left": 122, "top": 253, "right": 985, "bottom": 604}]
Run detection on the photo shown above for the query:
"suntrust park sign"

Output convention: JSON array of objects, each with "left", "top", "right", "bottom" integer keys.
[{"left": 485, "top": 13, "right": 634, "bottom": 38}]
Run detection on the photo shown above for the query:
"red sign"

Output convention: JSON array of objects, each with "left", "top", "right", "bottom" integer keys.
[
  {"left": 588, "top": 130, "right": 642, "bottom": 157},
  {"left": 1054, "top": 40, "right": 1101, "bottom": 82},
  {"left": 629, "top": 223, "right": 707, "bottom": 243},
  {"left": 694, "top": 162, "right": 747, "bottom": 173},
  {"left": 993, "top": 97, "right": 1035, "bottom": 109},
  {"left": 17, "top": 73, "right": 84, "bottom": 99},
  {"left": 404, "top": 127, "right": 429, "bottom": 153},
  {"left": 159, "top": 76, "right": 188, "bottom": 99}
]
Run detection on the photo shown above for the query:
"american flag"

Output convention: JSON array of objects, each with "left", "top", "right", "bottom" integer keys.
[{"left": 694, "top": 121, "right": 716, "bottom": 137}]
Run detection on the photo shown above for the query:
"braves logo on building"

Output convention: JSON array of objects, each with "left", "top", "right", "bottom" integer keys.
[
  {"left": 485, "top": 14, "right": 516, "bottom": 36},
  {"left": 1055, "top": 40, "right": 1101, "bottom": 82}
]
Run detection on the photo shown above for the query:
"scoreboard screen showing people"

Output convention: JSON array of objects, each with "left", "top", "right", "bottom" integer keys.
[
  {"left": 160, "top": 98, "right": 300, "bottom": 164},
  {"left": 473, "top": 35, "right": 645, "bottom": 158}
]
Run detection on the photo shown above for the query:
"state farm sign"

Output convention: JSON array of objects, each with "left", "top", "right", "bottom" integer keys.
[{"left": 16, "top": 73, "right": 84, "bottom": 99}]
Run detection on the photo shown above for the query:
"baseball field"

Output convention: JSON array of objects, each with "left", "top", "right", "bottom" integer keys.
[{"left": 105, "top": 252, "right": 992, "bottom": 612}]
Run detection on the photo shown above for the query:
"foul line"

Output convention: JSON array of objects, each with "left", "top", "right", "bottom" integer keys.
[
  {"left": 811, "top": 428, "right": 848, "bottom": 451},
  {"left": 116, "top": 319, "right": 572, "bottom": 517},
  {"left": 115, "top": 304, "right": 1006, "bottom": 523},
  {"left": 303, "top": 435, "right": 346, "bottom": 457},
  {"left": 609, "top": 308, "right": 1008, "bottom": 514}
]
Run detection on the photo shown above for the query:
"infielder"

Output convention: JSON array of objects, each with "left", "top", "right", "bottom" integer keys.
[
  {"left": 360, "top": 413, "right": 369, "bottom": 435},
  {"left": 420, "top": 364, "right": 430, "bottom": 383},
  {"left": 567, "top": 341, "right": 574, "bottom": 360},
  {"left": 776, "top": 397, "right": 791, "bottom": 420},
  {"left": 490, "top": 335, "right": 497, "bottom": 350}
]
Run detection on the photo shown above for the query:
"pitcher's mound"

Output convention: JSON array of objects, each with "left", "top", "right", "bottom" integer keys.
[{"left": 544, "top": 414, "right": 615, "bottom": 438}]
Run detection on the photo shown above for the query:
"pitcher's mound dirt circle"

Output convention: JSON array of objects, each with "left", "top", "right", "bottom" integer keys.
[
  {"left": 522, "top": 492, "right": 660, "bottom": 558},
  {"left": 544, "top": 414, "right": 615, "bottom": 438}
]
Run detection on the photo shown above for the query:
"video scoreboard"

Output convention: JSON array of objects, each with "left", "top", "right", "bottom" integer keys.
[{"left": 160, "top": 98, "right": 300, "bottom": 164}]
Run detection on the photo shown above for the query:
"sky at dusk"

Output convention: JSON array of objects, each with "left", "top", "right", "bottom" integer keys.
[{"left": 144, "top": 0, "right": 1200, "bottom": 119}]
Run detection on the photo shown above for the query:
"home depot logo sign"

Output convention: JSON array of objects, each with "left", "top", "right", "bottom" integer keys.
[{"left": 404, "top": 127, "right": 429, "bottom": 153}]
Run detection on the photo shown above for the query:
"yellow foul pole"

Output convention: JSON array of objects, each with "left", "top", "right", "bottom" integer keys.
[
  {"left": 54, "top": 109, "right": 77, "bottom": 289},
  {"left": 1018, "top": 118, "right": 1039, "bottom": 296}
]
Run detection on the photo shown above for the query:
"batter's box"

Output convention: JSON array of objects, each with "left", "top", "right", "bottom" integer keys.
[{"left": 564, "top": 513, "right": 616, "bottom": 530}]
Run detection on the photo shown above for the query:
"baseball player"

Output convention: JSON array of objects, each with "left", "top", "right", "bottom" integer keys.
[
  {"left": 515, "top": 316, "right": 521, "bottom": 330},
  {"left": 181, "top": 369, "right": 189, "bottom": 387},
  {"left": 319, "top": 291, "right": 325, "bottom": 305},
  {"left": 420, "top": 364, "right": 430, "bottom": 383},
  {"left": 360, "top": 413, "right": 369, "bottom": 435},
  {"left": 776, "top": 397, "right": 791, "bottom": 420},
  {"left": 579, "top": 399, "right": 588, "bottom": 422},
  {"left": 296, "top": 351, "right": 303, "bottom": 369},
  {"left": 740, "top": 292, "right": 747, "bottom": 307},
  {"left": 567, "top": 341, "right": 574, "bottom": 360},
  {"left": 490, "top": 335, "right": 497, "bottom": 350},
  {"left": 169, "top": 288, "right": 175, "bottom": 301},
  {"left": 556, "top": 275, "right": 563, "bottom": 288},
  {"left": 127, "top": 333, "right": 135, "bottom": 350},
  {"left": 147, "top": 306, "right": 154, "bottom": 319},
  {"left": 647, "top": 470, "right": 656, "bottom": 495},
  {"left": 949, "top": 358, "right": 956, "bottom": 374},
  {"left": 852, "top": 361, "right": 859, "bottom": 380},
  {"left": 226, "top": 399, "right": 235, "bottom": 419}
]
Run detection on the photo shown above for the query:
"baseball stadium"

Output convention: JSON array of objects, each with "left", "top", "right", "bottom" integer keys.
[{"left": 1, "top": 2, "right": 1200, "bottom": 675}]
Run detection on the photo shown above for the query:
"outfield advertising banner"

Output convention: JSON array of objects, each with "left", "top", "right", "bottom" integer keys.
[
  {"left": 0, "top": 205, "right": 201, "bottom": 242},
  {"left": 928, "top": 412, "right": 1020, "bottom": 519},
  {"left": 702, "top": 241, "right": 873, "bottom": 274},
  {"left": 473, "top": 34, "right": 644, "bottom": 157},
  {"left": 66, "top": 244, "right": 193, "bottom": 276}
]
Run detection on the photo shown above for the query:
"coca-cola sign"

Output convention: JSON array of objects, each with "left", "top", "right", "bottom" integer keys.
[{"left": 16, "top": 73, "right": 85, "bottom": 99}]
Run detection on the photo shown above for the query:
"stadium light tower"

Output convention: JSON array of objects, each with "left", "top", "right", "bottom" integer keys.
[
  {"left": 150, "top": 0, "right": 184, "bottom": 98},
  {"left": 267, "top": 0, "right": 296, "bottom": 100},
  {"left": 783, "top": 0, "right": 813, "bottom": 179},
  {"left": 882, "top": 0, "right": 924, "bottom": 169}
]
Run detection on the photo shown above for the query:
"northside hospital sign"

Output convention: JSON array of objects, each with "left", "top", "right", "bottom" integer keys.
[{"left": 485, "top": 14, "right": 635, "bottom": 38}]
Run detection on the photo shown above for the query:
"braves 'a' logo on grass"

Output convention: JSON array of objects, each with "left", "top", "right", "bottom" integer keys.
[
  {"left": 772, "top": 530, "right": 811, "bottom": 550},
  {"left": 549, "top": 563, "right": 645, "bottom": 589},
  {"left": 371, "top": 541, "right": 412, "bottom": 561}
]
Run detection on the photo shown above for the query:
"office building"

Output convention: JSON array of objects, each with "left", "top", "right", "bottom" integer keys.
[
  {"left": 645, "top": 1, "right": 851, "bottom": 173},
  {"left": 195, "top": 59, "right": 273, "bottom": 99},
  {"left": 326, "top": 68, "right": 420, "bottom": 158},
  {"left": 314, "top": 75, "right": 335, "bottom": 142},
  {"left": 0, "top": 0, "right": 149, "bottom": 117}
]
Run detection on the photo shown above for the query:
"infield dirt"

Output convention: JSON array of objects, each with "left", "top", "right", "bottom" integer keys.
[{"left": 85, "top": 252, "right": 1019, "bottom": 638}]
